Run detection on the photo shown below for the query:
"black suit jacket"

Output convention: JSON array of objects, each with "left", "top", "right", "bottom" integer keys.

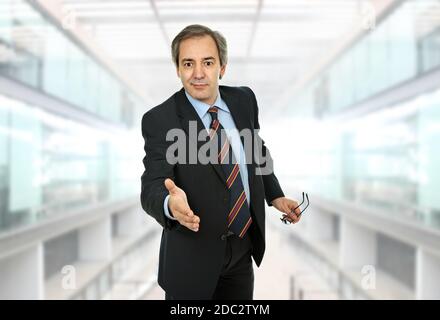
[{"left": 140, "top": 85, "right": 284, "bottom": 298}]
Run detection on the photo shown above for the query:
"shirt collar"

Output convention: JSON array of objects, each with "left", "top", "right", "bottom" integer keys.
[{"left": 184, "top": 89, "right": 230, "bottom": 120}]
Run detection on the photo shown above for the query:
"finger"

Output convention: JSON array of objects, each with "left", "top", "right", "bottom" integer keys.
[
  {"left": 286, "top": 202, "right": 301, "bottom": 216},
  {"left": 174, "top": 210, "right": 197, "bottom": 227},
  {"left": 186, "top": 212, "right": 199, "bottom": 231},
  {"left": 174, "top": 201, "right": 192, "bottom": 217},
  {"left": 280, "top": 203, "right": 291, "bottom": 215},
  {"left": 183, "top": 213, "right": 200, "bottom": 224},
  {"left": 170, "top": 208, "right": 186, "bottom": 221},
  {"left": 164, "top": 178, "right": 178, "bottom": 194},
  {"left": 287, "top": 212, "right": 300, "bottom": 223},
  {"left": 288, "top": 201, "right": 299, "bottom": 212},
  {"left": 174, "top": 208, "right": 200, "bottom": 225},
  {"left": 182, "top": 220, "right": 199, "bottom": 231},
  {"left": 174, "top": 207, "right": 191, "bottom": 221}
]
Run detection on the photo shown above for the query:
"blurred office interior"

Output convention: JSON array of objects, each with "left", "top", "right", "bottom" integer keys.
[{"left": 0, "top": 0, "right": 439, "bottom": 299}]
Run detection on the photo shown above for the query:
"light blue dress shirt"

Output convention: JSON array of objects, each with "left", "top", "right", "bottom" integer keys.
[{"left": 164, "top": 90, "right": 251, "bottom": 220}]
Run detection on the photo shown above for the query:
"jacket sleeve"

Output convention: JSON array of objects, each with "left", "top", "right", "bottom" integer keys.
[
  {"left": 244, "top": 87, "right": 285, "bottom": 206},
  {"left": 140, "top": 110, "right": 179, "bottom": 230}
]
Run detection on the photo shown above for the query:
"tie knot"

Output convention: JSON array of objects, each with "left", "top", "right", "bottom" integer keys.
[{"left": 208, "top": 106, "right": 218, "bottom": 121}]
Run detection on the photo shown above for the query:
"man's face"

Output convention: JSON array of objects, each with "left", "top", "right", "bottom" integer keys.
[{"left": 176, "top": 35, "right": 226, "bottom": 105}]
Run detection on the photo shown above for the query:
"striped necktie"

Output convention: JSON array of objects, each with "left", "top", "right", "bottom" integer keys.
[{"left": 207, "top": 106, "right": 252, "bottom": 239}]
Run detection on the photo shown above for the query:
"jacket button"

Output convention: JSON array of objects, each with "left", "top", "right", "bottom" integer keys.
[{"left": 220, "top": 230, "right": 234, "bottom": 240}]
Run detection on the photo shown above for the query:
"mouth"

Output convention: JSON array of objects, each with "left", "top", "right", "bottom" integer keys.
[{"left": 192, "top": 83, "right": 208, "bottom": 89}]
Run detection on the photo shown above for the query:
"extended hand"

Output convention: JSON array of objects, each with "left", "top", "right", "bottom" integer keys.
[
  {"left": 271, "top": 196, "right": 302, "bottom": 224},
  {"left": 164, "top": 178, "right": 200, "bottom": 232}
]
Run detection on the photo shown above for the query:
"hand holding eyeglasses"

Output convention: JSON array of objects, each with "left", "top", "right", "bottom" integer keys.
[{"left": 279, "top": 192, "right": 310, "bottom": 225}]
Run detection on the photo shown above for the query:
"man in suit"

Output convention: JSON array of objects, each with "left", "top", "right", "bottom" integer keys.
[{"left": 140, "top": 24, "right": 302, "bottom": 300}]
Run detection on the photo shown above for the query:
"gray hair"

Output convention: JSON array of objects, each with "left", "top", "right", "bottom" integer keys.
[{"left": 171, "top": 24, "right": 228, "bottom": 67}]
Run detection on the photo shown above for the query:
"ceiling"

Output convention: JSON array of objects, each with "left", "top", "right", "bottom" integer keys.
[{"left": 58, "top": 0, "right": 382, "bottom": 112}]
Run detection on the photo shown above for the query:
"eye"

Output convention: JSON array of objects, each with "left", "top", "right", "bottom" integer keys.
[
  {"left": 205, "top": 61, "right": 213, "bottom": 66},
  {"left": 183, "top": 62, "right": 192, "bottom": 68}
]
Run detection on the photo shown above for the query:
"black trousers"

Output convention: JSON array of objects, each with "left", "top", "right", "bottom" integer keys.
[{"left": 165, "top": 231, "right": 254, "bottom": 300}]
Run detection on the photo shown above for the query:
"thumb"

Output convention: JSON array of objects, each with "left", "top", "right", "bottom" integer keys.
[{"left": 164, "top": 178, "right": 177, "bottom": 194}]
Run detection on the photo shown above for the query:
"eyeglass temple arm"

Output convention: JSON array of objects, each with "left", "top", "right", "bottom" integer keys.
[
  {"left": 292, "top": 192, "right": 305, "bottom": 211},
  {"left": 298, "top": 194, "right": 310, "bottom": 213},
  {"left": 293, "top": 193, "right": 310, "bottom": 213},
  {"left": 281, "top": 192, "right": 310, "bottom": 222}
]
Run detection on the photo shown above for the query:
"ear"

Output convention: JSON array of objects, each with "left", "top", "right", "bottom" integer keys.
[
  {"left": 176, "top": 67, "right": 181, "bottom": 78},
  {"left": 219, "top": 64, "right": 226, "bottom": 80}
]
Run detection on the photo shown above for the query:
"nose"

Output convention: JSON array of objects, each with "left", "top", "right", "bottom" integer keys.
[{"left": 193, "top": 63, "right": 205, "bottom": 79}]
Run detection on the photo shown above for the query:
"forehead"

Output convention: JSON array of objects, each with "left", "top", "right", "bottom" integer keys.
[{"left": 179, "top": 35, "right": 219, "bottom": 60}]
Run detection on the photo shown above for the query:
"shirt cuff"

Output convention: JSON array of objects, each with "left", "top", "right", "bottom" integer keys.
[{"left": 163, "top": 195, "right": 177, "bottom": 220}]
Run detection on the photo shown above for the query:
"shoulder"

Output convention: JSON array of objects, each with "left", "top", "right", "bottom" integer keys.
[
  {"left": 141, "top": 91, "right": 180, "bottom": 126},
  {"left": 140, "top": 91, "right": 185, "bottom": 139},
  {"left": 142, "top": 95, "right": 172, "bottom": 122},
  {"left": 220, "top": 85, "right": 256, "bottom": 99},
  {"left": 220, "top": 85, "right": 259, "bottom": 114}
]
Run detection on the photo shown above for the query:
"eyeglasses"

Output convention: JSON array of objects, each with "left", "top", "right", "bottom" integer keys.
[{"left": 280, "top": 192, "right": 309, "bottom": 225}]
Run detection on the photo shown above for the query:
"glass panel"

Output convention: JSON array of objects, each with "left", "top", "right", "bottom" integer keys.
[
  {"left": 418, "top": 101, "right": 440, "bottom": 224},
  {"left": 42, "top": 27, "right": 68, "bottom": 99},
  {"left": 84, "top": 57, "right": 99, "bottom": 113},
  {"left": 66, "top": 42, "right": 86, "bottom": 108},
  {"left": 415, "top": 0, "right": 440, "bottom": 72},
  {"left": 295, "top": 0, "right": 440, "bottom": 119},
  {"left": 0, "top": 0, "right": 12, "bottom": 43},
  {"left": 368, "top": 17, "right": 389, "bottom": 95},
  {"left": 0, "top": 100, "right": 8, "bottom": 229},
  {"left": 388, "top": 3, "right": 417, "bottom": 85},
  {"left": 284, "top": 87, "right": 440, "bottom": 229},
  {"left": 284, "top": 0, "right": 440, "bottom": 229},
  {"left": 0, "top": 0, "right": 144, "bottom": 128},
  {"left": 9, "top": 102, "right": 42, "bottom": 217},
  {"left": 0, "top": 92, "right": 143, "bottom": 232}
]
